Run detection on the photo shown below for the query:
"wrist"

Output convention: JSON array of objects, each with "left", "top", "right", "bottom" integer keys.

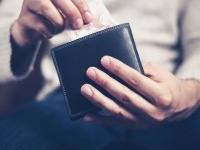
[
  {"left": 11, "top": 21, "right": 40, "bottom": 48},
  {"left": 182, "top": 79, "right": 200, "bottom": 107},
  {"left": 10, "top": 31, "right": 37, "bottom": 76}
]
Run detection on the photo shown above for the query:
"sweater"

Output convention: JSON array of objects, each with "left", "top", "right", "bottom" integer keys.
[{"left": 0, "top": 0, "right": 200, "bottom": 100}]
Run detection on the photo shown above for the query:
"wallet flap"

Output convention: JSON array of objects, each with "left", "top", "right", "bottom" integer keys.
[{"left": 52, "top": 23, "right": 144, "bottom": 120}]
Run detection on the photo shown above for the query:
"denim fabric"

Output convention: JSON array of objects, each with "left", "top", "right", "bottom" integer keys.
[{"left": 0, "top": 90, "right": 200, "bottom": 150}]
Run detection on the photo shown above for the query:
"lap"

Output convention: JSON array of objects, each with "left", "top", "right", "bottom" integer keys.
[
  {"left": 130, "top": 109, "right": 200, "bottom": 150},
  {"left": 0, "top": 91, "right": 200, "bottom": 150},
  {"left": 0, "top": 91, "right": 127, "bottom": 150}
]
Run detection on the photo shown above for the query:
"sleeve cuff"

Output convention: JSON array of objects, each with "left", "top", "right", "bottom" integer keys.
[
  {"left": 176, "top": 57, "right": 200, "bottom": 81},
  {"left": 0, "top": 20, "right": 41, "bottom": 83}
]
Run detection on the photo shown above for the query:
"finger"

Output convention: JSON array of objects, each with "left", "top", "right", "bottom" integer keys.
[
  {"left": 51, "top": 0, "right": 83, "bottom": 29},
  {"left": 72, "top": 0, "right": 93, "bottom": 23},
  {"left": 81, "top": 84, "right": 137, "bottom": 121},
  {"left": 20, "top": 13, "right": 54, "bottom": 38},
  {"left": 84, "top": 114, "right": 150, "bottom": 129},
  {"left": 28, "top": 0, "right": 65, "bottom": 33},
  {"left": 101, "top": 56, "right": 166, "bottom": 106},
  {"left": 86, "top": 67, "right": 158, "bottom": 119}
]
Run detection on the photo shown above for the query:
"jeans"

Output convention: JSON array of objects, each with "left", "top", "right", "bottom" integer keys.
[{"left": 0, "top": 90, "right": 200, "bottom": 150}]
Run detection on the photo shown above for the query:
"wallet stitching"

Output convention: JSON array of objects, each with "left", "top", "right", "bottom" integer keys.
[
  {"left": 53, "top": 23, "right": 129, "bottom": 52},
  {"left": 52, "top": 52, "right": 76, "bottom": 117},
  {"left": 52, "top": 23, "right": 129, "bottom": 118},
  {"left": 52, "top": 52, "right": 94, "bottom": 118}
]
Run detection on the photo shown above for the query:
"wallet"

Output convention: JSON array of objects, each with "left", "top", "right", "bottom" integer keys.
[{"left": 51, "top": 23, "right": 144, "bottom": 120}]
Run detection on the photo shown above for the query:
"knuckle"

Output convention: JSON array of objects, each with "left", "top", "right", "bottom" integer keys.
[
  {"left": 129, "top": 76, "right": 141, "bottom": 87},
  {"left": 120, "top": 93, "right": 131, "bottom": 104},
  {"left": 153, "top": 112, "right": 166, "bottom": 122},
  {"left": 111, "top": 107, "right": 124, "bottom": 118},
  {"left": 100, "top": 80, "right": 108, "bottom": 89},
  {"left": 97, "top": 76, "right": 109, "bottom": 89},
  {"left": 112, "top": 64, "right": 122, "bottom": 75},
  {"left": 147, "top": 107, "right": 166, "bottom": 123},
  {"left": 159, "top": 93, "right": 173, "bottom": 108}
]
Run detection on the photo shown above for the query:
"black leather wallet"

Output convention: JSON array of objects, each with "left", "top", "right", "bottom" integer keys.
[{"left": 52, "top": 23, "right": 144, "bottom": 120}]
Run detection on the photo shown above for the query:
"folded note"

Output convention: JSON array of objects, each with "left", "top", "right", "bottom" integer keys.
[{"left": 66, "top": 0, "right": 117, "bottom": 40}]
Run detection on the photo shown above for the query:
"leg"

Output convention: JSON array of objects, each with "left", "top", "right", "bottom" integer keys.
[
  {"left": 128, "top": 109, "right": 200, "bottom": 150},
  {"left": 0, "top": 91, "right": 126, "bottom": 150}
]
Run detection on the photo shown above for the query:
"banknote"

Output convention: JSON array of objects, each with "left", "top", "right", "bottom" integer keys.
[{"left": 66, "top": 0, "right": 118, "bottom": 40}]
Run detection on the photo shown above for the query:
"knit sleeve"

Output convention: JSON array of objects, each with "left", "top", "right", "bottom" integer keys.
[
  {"left": 0, "top": 0, "right": 40, "bottom": 83},
  {"left": 0, "top": 19, "right": 15, "bottom": 82},
  {"left": 175, "top": 0, "right": 200, "bottom": 81}
]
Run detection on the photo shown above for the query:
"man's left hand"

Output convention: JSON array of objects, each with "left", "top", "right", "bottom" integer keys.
[{"left": 81, "top": 56, "right": 200, "bottom": 129}]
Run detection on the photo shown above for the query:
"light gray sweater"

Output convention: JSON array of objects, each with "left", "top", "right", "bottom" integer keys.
[{"left": 0, "top": 0, "right": 200, "bottom": 99}]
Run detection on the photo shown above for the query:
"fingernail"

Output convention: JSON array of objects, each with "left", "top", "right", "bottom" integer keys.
[
  {"left": 82, "top": 86, "right": 93, "bottom": 97},
  {"left": 86, "top": 68, "right": 96, "bottom": 79},
  {"left": 101, "top": 56, "right": 110, "bottom": 66},
  {"left": 84, "top": 115, "right": 93, "bottom": 122},
  {"left": 84, "top": 11, "right": 93, "bottom": 23},
  {"left": 74, "top": 18, "right": 83, "bottom": 29}
]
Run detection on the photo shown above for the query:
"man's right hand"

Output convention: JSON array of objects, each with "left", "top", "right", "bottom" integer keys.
[{"left": 11, "top": 0, "right": 93, "bottom": 47}]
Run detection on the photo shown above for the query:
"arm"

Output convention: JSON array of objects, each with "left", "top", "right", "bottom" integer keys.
[
  {"left": 11, "top": 0, "right": 93, "bottom": 76},
  {"left": 0, "top": 0, "right": 93, "bottom": 83},
  {"left": 80, "top": 0, "right": 200, "bottom": 129},
  {"left": 0, "top": 0, "right": 25, "bottom": 82},
  {"left": 176, "top": 0, "right": 200, "bottom": 81}
]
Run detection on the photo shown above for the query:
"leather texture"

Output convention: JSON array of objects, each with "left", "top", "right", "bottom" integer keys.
[{"left": 52, "top": 23, "right": 144, "bottom": 120}]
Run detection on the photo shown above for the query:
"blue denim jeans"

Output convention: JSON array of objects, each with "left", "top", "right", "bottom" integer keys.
[{"left": 0, "top": 89, "right": 200, "bottom": 150}]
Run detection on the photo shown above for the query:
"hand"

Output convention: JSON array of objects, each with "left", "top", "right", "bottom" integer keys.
[
  {"left": 11, "top": 0, "right": 92, "bottom": 47},
  {"left": 81, "top": 56, "right": 200, "bottom": 129}
]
